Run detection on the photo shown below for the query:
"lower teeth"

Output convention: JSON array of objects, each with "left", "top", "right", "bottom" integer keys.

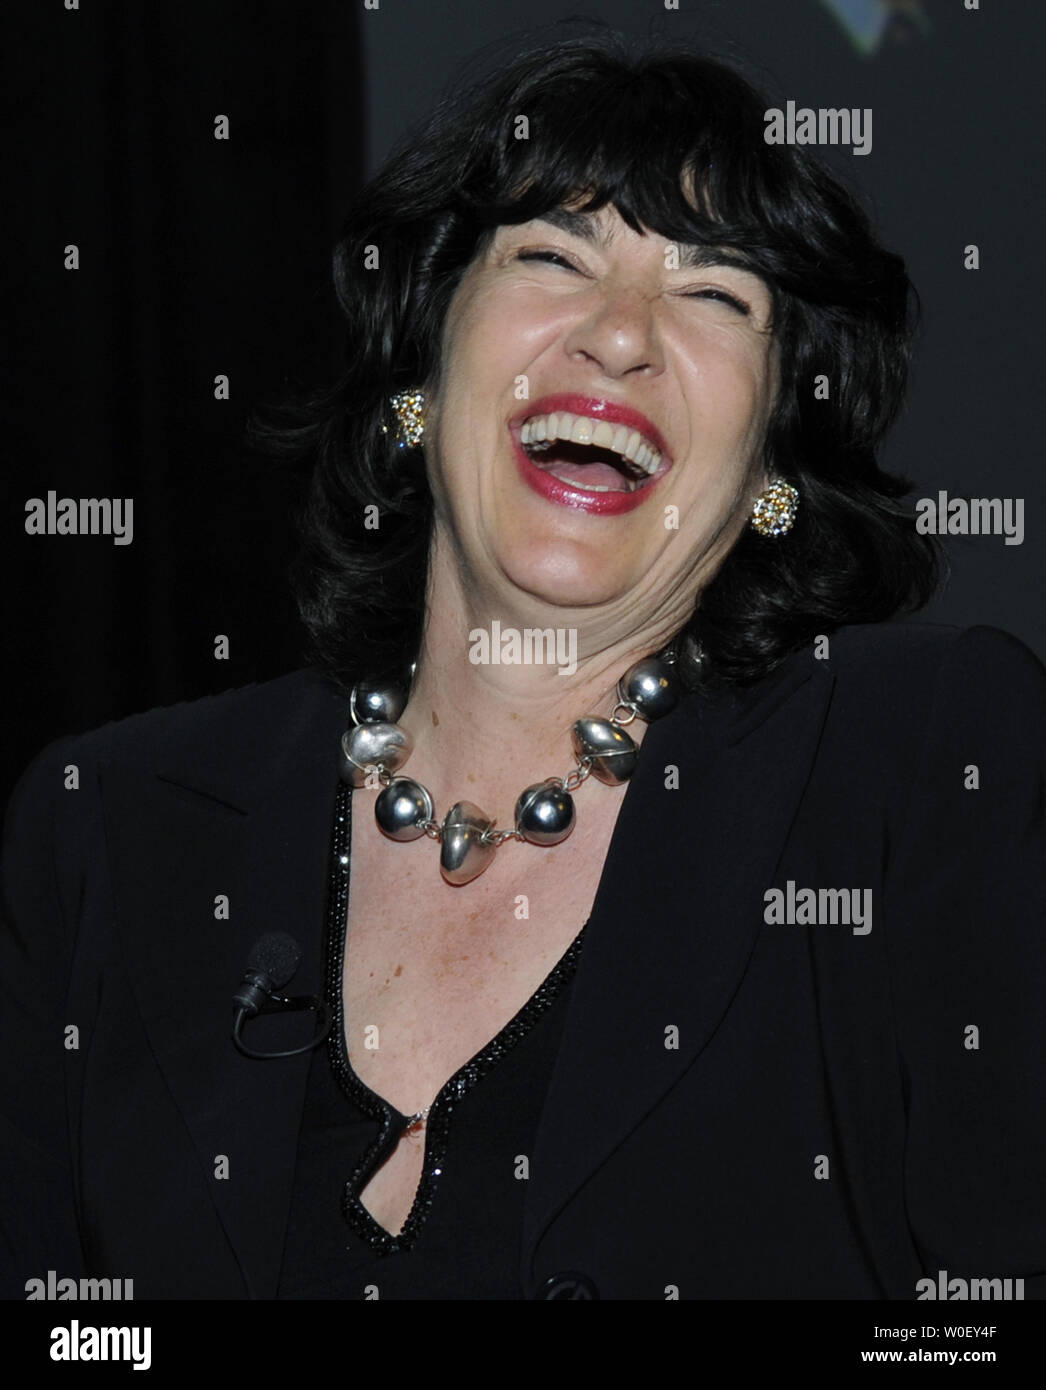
[{"left": 560, "top": 477, "right": 614, "bottom": 493}]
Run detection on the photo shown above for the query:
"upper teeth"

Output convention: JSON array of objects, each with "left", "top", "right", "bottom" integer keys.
[{"left": 520, "top": 412, "right": 663, "bottom": 477}]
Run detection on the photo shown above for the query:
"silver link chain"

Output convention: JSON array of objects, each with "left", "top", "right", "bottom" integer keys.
[
  {"left": 481, "top": 825, "right": 526, "bottom": 847},
  {"left": 561, "top": 756, "right": 594, "bottom": 793}
]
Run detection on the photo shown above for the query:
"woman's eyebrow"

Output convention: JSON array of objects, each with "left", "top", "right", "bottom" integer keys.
[
  {"left": 531, "top": 209, "right": 762, "bottom": 276},
  {"left": 533, "top": 207, "right": 612, "bottom": 244}
]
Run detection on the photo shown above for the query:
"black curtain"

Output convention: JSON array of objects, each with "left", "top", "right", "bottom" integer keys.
[{"left": 3, "top": 0, "right": 363, "bottom": 804}]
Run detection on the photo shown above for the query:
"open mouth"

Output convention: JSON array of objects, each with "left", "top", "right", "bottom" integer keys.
[{"left": 519, "top": 411, "right": 667, "bottom": 494}]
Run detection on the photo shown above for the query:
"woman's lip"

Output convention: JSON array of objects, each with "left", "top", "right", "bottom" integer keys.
[
  {"left": 509, "top": 427, "right": 666, "bottom": 516},
  {"left": 509, "top": 393, "right": 671, "bottom": 462}
]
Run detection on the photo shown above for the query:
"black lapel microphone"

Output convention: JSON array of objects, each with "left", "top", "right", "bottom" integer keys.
[{"left": 231, "top": 932, "right": 331, "bottom": 1059}]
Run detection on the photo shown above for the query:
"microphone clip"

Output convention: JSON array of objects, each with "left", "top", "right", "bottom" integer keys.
[{"left": 232, "top": 990, "right": 332, "bottom": 1060}]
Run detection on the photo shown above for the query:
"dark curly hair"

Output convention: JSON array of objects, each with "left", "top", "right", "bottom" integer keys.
[{"left": 248, "top": 25, "right": 941, "bottom": 694}]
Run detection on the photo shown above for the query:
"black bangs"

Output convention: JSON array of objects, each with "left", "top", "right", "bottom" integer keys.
[
  {"left": 247, "top": 26, "right": 940, "bottom": 696},
  {"left": 454, "top": 41, "right": 810, "bottom": 289}
]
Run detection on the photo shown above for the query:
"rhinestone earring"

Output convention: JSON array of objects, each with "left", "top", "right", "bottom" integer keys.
[
  {"left": 750, "top": 479, "right": 799, "bottom": 537},
  {"left": 383, "top": 389, "right": 425, "bottom": 449}
]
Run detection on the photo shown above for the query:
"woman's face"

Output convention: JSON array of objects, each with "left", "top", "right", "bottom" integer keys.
[{"left": 423, "top": 203, "right": 780, "bottom": 636}]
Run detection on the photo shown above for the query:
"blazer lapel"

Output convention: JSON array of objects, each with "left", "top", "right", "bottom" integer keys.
[
  {"left": 521, "top": 654, "right": 836, "bottom": 1282},
  {"left": 98, "top": 674, "right": 348, "bottom": 1297}
]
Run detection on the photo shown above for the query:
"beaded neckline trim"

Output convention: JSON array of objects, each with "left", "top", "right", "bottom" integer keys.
[{"left": 322, "top": 779, "right": 588, "bottom": 1254}]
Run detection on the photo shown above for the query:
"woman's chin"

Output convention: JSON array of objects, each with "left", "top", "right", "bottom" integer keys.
[{"left": 494, "top": 546, "right": 634, "bottom": 610}]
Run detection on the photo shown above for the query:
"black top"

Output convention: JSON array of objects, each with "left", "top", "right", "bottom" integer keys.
[
  {"left": 277, "top": 782, "right": 586, "bottom": 1299},
  {"left": 5, "top": 624, "right": 1045, "bottom": 1298}
]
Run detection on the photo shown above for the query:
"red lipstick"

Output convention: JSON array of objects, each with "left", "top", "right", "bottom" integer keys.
[{"left": 508, "top": 394, "right": 672, "bottom": 517}]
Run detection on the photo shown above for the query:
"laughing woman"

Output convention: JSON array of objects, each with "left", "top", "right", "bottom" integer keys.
[{"left": 2, "top": 32, "right": 1045, "bottom": 1301}]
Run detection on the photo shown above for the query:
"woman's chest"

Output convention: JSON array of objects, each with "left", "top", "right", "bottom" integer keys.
[{"left": 340, "top": 815, "right": 611, "bottom": 1114}]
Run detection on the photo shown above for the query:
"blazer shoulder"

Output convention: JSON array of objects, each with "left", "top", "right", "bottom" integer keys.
[
  {"left": 765, "top": 622, "right": 1046, "bottom": 784},
  {"left": 7, "top": 667, "right": 345, "bottom": 816},
  {"left": 823, "top": 620, "right": 1046, "bottom": 701}
]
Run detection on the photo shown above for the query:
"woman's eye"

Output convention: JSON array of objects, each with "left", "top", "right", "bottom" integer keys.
[
  {"left": 684, "top": 288, "right": 750, "bottom": 315},
  {"left": 512, "top": 252, "right": 750, "bottom": 314},
  {"left": 515, "top": 249, "right": 577, "bottom": 270}
]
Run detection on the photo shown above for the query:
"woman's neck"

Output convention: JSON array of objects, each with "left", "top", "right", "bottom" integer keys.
[{"left": 393, "top": 540, "right": 683, "bottom": 818}]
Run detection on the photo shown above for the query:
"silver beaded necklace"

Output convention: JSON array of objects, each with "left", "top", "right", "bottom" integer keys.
[{"left": 337, "top": 649, "right": 682, "bottom": 885}]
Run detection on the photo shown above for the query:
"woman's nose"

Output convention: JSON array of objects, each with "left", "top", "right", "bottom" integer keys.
[{"left": 561, "top": 285, "right": 664, "bottom": 381}]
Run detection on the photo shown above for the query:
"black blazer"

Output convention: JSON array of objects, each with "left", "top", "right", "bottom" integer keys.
[{"left": 2, "top": 621, "right": 1045, "bottom": 1300}]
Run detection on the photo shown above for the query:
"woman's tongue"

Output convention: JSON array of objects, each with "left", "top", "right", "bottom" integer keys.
[{"left": 541, "top": 458, "right": 632, "bottom": 492}]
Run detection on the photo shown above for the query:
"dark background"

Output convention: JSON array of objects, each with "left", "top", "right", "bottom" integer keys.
[{"left": 4, "top": 0, "right": 1043, "bottom": 806}]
